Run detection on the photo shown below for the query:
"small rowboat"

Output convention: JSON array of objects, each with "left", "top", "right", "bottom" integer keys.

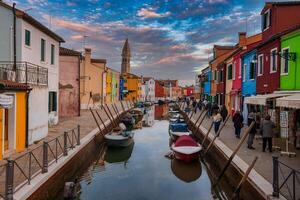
[
  {"left": 104, "top": 131, "right": 134, "bottom": 147},
  {"left": 169, "top": 123, "right": 190, "bottom": 141},
  {"left": 171, "top": 135, "right": 202, "bottom": 162}
]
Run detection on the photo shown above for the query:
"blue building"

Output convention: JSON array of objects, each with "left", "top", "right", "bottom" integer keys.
[
  {"left": 202, "top": 66, "right": 211, "bottom": 101},
  {"left": 241, "top": 48, "right": 257, "bottom": 122},
  {"left": 119, "top": 78, "right": 125, "bottom": 100}
]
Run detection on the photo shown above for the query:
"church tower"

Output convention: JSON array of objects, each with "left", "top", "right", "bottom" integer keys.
[{"left": 121, "top": 38, "right": 131, "bottom": 74}]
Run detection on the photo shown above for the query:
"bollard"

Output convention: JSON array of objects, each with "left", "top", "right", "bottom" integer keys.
[
  {"left": 5, "top": 159, "right": 14, "bottom": 200},
  {"left": 42, "top": 141, "right": 48, "bottom": 173},
  {"left": 63, "top": 131, "right": 68, "bottom": 156},
  {"left": 272, "top": 155, "right": 279, "bottom": 197},
  {"left": 77, "top": 125, "right": 81, "bottom": 145}
]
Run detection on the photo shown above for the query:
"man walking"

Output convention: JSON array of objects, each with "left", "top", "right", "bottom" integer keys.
[
  {"left": 247, "top": 111, "right": 256, "bottom": 150},
  {"left": 232, "top": 111, "right": 243, "bottom": 138},
  {"left": 261, "top": 115, "right": 275, "bottom": 152}
]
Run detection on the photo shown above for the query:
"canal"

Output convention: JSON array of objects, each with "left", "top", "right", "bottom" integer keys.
[{"left": 55, "top": 105, "right": 227, "bottom": 200}]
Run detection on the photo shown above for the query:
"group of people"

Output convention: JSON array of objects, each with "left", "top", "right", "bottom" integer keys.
[{"left": 184, "top": 98, "right": 276, "bottom": 153}]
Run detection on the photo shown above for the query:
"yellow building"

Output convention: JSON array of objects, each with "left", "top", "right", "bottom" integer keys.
[
  {"left": 122, "top": 73, "right": 141, "bottom": 101},
  {"left": 0, "top": 81, "right": 30, "bottom": 160},
  {"left": 106, "top": 70, "right": 112, "bottom": 103},
  {"left": 80, "top": 48, "right": 107, "bottom": 108}
]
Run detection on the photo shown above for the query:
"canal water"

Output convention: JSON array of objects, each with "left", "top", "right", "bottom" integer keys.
[{"left": 59, "top": 105, "right": 227, "bottom": 200}]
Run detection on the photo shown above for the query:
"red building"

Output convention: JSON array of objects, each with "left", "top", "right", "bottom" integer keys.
[
  {"left": 216, "top": 62, "right": 226, "bottom": 105},
  {"left": 186, "top": 86, "right": 194, "bottom": 97},
  {"left": 155, "top": 81, "right": 165, "bottom": 99},
  {"left": 256, "top": 1, "right": 300, "bottom": 94}
]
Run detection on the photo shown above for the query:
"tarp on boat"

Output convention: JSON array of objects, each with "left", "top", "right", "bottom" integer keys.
[
  {"left": 174, "top": 135, "right": 197, "bottom": 147},
  {"left": 169, "top": 123, "right": 188, "bottom": 132}
]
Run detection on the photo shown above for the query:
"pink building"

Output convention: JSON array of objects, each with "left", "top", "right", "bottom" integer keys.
[{"left": 59, "top": 47, "right": 81, "bottom": 118}]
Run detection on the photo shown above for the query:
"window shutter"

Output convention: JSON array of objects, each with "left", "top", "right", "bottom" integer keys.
[
  {"left": 48, "top": 93, "right": 51, "bottom": 113},
  {"left": 53, "top": 92, "right": 57, "bottom": 112}
]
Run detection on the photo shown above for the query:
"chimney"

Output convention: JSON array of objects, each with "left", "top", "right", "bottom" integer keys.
[
  {"left": 84, "top": 48, "right": 91, "bottom": 64},
  {"left": 238, "top": 32, "right": 246, "bottom": 47}
]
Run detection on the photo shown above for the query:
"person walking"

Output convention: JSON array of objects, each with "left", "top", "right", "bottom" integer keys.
[
  {"left": 232, "top": 111, "right": 243, "bottom": 138},
  {"left": 260, "top": 115, "right": 275, "bottom": 152},
  {"left": 192, "top": 99, "right": 197, "bottom": 113},
  {"left": 213, "top": 111, "right": 222, "bottom": 136},
  {"left": 220, "top": 105, "right": 228, "bottom": 122},
  {"left": 206, "top": 101, "right": 212, "bottom": 117},
  {"left": 247, "top": 111, "right": 256, "bottom": 150},
  {"left": 212, "top": 102, "right": 219, "bottom": 114}
]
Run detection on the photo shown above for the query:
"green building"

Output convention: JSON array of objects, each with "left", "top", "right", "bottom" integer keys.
[{"left": 280, "top": 29, "right": 300, "bottom": 90}]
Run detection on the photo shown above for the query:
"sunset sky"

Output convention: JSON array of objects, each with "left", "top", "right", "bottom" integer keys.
[{"left": 8, "top": 0, "right": 266, "bottom": 85}]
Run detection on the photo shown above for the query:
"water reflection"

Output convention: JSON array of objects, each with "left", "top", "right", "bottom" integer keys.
[
  {"left": 171, "top": 159, "right": 202, "bottom": 183},
  {"left": 143, "top": 106, "right": 154, "bottom": 127},
  {"left": 105, "top": 143, "right": 134, "bottom": 164},
  {"left": 155, "top": 104, "right": 168, "bottom": 120}
]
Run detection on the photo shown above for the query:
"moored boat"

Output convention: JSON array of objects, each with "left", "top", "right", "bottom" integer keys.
[
  {"left": 104, "top": 131, "right": 134, "bottom": 147},
  {"left": 169, "top": 123, "right": 190, "bottom": 141},
  {"left": 171, "top": 135, "right": 202, "bottom": 162}
]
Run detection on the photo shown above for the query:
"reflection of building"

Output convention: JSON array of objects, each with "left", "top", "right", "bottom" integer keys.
[
  {"left": 155, "top": 105, "right": 168, "bottom": 120},
  {"left": 59, "top": 47, "right": 81, "bottom": 118},
  {"left": 144, "top": 106, "right": 154, "bottom": 127},
  {"left": 80, "top": 48, "right": 106, "bottom": 109},
  {"left": 0, "top": 1, "right": 64, "bottom": 146}
]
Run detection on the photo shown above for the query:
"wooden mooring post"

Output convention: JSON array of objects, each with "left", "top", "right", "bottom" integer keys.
[
  {"left": 120, "top": 101, "right": 125, "bottom": 112},
  {"left": 95, "top": 110, "right": 108, "bottom": 134},
  {"left": 89, "top": 108, "right": 102, "bottom": 133},
  {"left": 102, "top": 105, "right": 114, "bottom": 130},
  {"left": 231, "top": 156, "right": 258, "bottom": 200},
  {"left": 213, "top": 122, "right": 255, "bottom": 187},
  {"left": 203, "top": 115, "right": 230, "bottom": 156},
  {"left": 194, "top": 110, "right": 208, "bottom": 132},
  {"left": 201, "top": 121, "right": 214, "bottom": 146},
  {"left": 191, "top": 110, "right": 205, "bottom": 132},
  {"left": 105, "top": 104, "right": 118, "bottom": 127}
]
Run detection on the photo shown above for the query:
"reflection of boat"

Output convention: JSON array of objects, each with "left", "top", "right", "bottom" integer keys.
[
  {"left": 171, "top": 159, "right": 202, "bottom": 183},
  {"left": 105, "top": 142, "right": 134, "bottom": 163},
  {"left": 171, "top": 135, "right": 202, "bottom": 162},
  {"left": 169, "top": 123, "right": 191, "bottom": 141},
  {"left": 104, "top": 131, "right": 134, "bottom": 147}
]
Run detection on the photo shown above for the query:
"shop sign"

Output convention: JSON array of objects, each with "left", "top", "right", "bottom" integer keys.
[{"left": 280, "top": 111, "right": 288, "bottom": 128}]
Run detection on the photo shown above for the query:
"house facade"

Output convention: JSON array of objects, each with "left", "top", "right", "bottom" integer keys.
[
  {"left": 202, "top": 66, "right": 211, "bottom": 101},
  {"left": 155, "top": 81, "right": 166, "bottom": 100},
  {"left": 0, "top": 2, "right": 64, "bottom": 147},
  {"left": 122, "top": 73, "right": 141, "bottom": 101},
  {"left": 59, "top": 47, "right": 81, "bottom": 118},
  {"left": 105, "top": 68, "right": 120, "bottom": 103},
  {"left": 143, "top": 77, "right": 155, "bottom": 102},
  {"left": 80, "top": 48, "right": 106, "bottom": 109}
]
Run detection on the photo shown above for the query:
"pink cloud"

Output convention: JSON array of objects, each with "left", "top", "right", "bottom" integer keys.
[
  {"left": 137, "top": 8, "right": 171, "bottom": 19},
  {"left": 170, "top": 45, "right": 187, "bottom": 50}
]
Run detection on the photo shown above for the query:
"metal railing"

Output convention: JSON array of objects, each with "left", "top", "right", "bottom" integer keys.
[
  {"left": 0, "top": 61, "right": 48, "bottom": 85},
  {"left": 273, "top": 156, "right": 300, "bottom": 200},
  {"left": 0, "top": 125, "right": 80, "bottom": 200}
]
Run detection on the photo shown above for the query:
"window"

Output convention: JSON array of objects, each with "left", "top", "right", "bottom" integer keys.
[
  {"left": 262, "top": 9, "right": 271, "bottom": 31},
  {"left": 238, "top": 59, "right": 242, "bottom": 78},
  {"left": 25, "top": 30, "right": 31, "bottom": 46},
  {"left": 220, "top": 70, "right": 223, "bottom": 82},
  {"left": 51, "top": 44, "right": 55, "bottom": 65},
  {"left": 41, "top": 39, "right": 46, "bottom": 62},
  {"left": 270, "top": 48, "right": 277, "bottom": 73},
  {"left": 250, "top": 62, "right": 256, "bottom": 80},
  {"left": 227, "top": 64, "right": 232, "bottom": 80},
  {"left": 257, "top": 54, "right": 263, "bottom": 76},
  {"left": 281, "top": 48, "right": 289, "bottom": 74},
  {"left": 243, "top": 64, "right": 246, "bottom": 81},
  {"left": 48, "top": 92, "right": 57, "bottom": 112},
  {"left": 233, "top": 62, "right": 236, "bottom": 80}
]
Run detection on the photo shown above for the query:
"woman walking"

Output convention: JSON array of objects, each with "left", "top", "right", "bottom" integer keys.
[
  {"left": 232, "top": 111, "right": 243, "bottom": 139},
  {"left": 213, "top": 111, "right": 222, "bottom": 136},
  {"left": 220, "top": 105, "right": 228, "bottom": 122},
  {"left": 260, "top": 115, "right": 275, "bottom": 152}
]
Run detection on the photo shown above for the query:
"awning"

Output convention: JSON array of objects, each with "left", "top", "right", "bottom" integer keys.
[
  {"left": 0, "top": 94, "right": 13, "bottom": 109},
  {"left": 244, "top": 93, "right": 291, "bottom": 106},
  {"left": 276, "top": 94, "right": 300, "bottom": 109}
]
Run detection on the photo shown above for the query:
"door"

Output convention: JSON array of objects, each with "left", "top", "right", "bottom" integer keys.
[{"left": 4, "top": 109, "right": 8, "bottom": 151}]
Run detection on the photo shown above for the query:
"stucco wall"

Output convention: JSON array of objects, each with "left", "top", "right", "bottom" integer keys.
[{"left": 241, "top": 50, "right": 257, "bottom": 97}]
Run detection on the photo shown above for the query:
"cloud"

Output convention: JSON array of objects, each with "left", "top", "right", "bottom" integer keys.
[{"left": 137, "top": 8, "right": 171, "bottom": 19}]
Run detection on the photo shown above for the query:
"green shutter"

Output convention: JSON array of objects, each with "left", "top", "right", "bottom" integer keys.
[
  {"left": 51, "top": 44, "right": 55, "bottom": 65},
  {"left": 41, "top": 39, "right": 45, "bottom": 61},
  {"left": 25, "top": 30, "right": 30, "bottom": 46},
  {"left": 48, "top": 93, "right": 51, "bottom": 113},
  {"left": 53, "top": 92, "right": 57, "bottom": 111}
]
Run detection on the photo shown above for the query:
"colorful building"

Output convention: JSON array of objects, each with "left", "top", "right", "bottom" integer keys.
[
  {"left": 202, "top": 66, "right": 211, "bottom": 101},
  {"left": 143, "top": 77, "right": 155, "bottom": 102},
  {"left": 59, "top": 47, "right": 81, "bottom": 118},
  {"left": 80, "top": 48, "right": 106, "bottom": 109},
  {"left": 105, "top": 68, "right": 120, "bottom": 103},
  {"left": 155, "top": 81, "right": 166, "bottom": 100},
  {"left": 0, "top": 1, "right": 64, "bottom": 145},
  {"left": 0, "top": 81, "right": 30, "bottom": 159},
  {"left": 122, "top": 73, "right": 141, "bottom": 101},
  {"left": 280, "top": 28, "right": 300, "bottom": 90}
]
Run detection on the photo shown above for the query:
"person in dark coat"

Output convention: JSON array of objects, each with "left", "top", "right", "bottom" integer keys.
[
  {"left": 206, "top": 101, "right": 212, "bottom": 117},
  {"left": 260, "top": 115, "right": 275, "bottom": 152},
  {"left": 220, "top": 105, "right": 228, "bottom": 122},
  {"left": 232, "top": 111, "right": 243, "bottom": 138},
  {"left": 247, "top": 111, "right": 256, "bottom": 150},
  {"left": 212, "top": 102, "right": 219, "bottom": 114},
  {"left": 192, "top": 99, "right": 197, "bottom": 113}
]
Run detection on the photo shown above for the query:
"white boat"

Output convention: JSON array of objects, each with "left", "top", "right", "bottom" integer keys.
[{"left": 104, "top": 132, "right": 134, "bottom": 147}]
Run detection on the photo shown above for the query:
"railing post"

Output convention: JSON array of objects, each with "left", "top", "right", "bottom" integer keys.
[
  {"left": 5, "top": 159, "right": 14, "bottom": 200},
  {"left": 37, "top": 66, "right": 39, "bottom": 85},
  {"left": 42, "top": 141, "right": 48, "bottom": 173},
  {"left": 272, "top": 155, "right": 279, "bottom": 198},
  {"left": 77, "top": 125, "right": 81, "bottom": 145},
  {"left": 25, "top": 62, "right": 28, "bottom": 84},
  {"left": 64, "top": 131, "right": 68, "bottom": 156}
]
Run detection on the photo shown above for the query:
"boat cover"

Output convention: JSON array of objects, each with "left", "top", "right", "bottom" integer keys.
[
  {"left": 169, "top": 130, "right": 190, "bottom": 137},
  {"left": 169, "top": 123, "right": 188, "bottom": 132},
  {"left": 172, "top": 135, "right": 202, "bottom": 154}
]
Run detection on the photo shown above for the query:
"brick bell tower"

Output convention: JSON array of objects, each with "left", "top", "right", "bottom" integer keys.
[{"left": 121, "top": 38, "right": 131, "bottom": 74}]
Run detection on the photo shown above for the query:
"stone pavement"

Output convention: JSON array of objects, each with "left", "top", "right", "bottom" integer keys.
[{"left": 189, "top": 109, "right": 300, "bottom": 199}]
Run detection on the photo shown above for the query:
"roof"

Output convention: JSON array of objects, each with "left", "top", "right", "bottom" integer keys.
[
  {"left": 91, "top": 59, "right": 107, "bottom": 64},
  {"left": 261, "top": 1, "right": 300, "bottom": 14},
  {"left": 59, "top": 47, "right": 81, "bottom": 56},
  {"left": 143, "top": 77, "right": 154, "bottom": 81},
  {"left": 0, "top": 2, "right": 64, "bottom": 43},
  {"left": 214, "top": 45, "right": 237, "bottom": 50},
  {"left": 107, "top": 67, "right": 120, "bottom": 74},
  {"left": 122, "top": 72, "right": 140, "bottom": 79},
  {"left": 0, "top": 80, "right": 30, "bottom": 90},
  {"left": 156, "top": 80, "right": 178, "bottom": 87}
]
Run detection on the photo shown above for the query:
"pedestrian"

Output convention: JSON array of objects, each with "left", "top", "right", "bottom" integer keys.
[
  {"left": 212, "top": 102, "right": 219, "bottom": 114},
  {"left": 206, "top": 101, "right": 212, "bottom": 117},
  {"left": 220, "top": 105, "right": 228, "bottom": 122},
  {"left": 197, "top": 100, "right": 203, "bottom": 111},
  {"left": 192, "top": 99, "right": 197, "bottom": 113},
  {"left": 213, "top": 111, "right": 222, "bottom": 136},
  {"left": 260, "top": 115, "right": 275, "bottom": 152},
  {"left": 247, "top": 111, "right": 256, "bottom": 150},
  {"left": 232, "top": 111, "right": 243, "bottom": 138}
]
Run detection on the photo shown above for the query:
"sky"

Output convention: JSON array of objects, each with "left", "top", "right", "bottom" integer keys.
[{"left": 7, "top": 0, "right": 267, "bottom": 86}]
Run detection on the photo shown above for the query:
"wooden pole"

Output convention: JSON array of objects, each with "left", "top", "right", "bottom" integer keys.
[
  {"left": 102, "top": 105, "right": 113, "bottom": 127},
  {"left": 95, "top": 109, "right": 108, "bottom": 134},
  {"left": 120, "top": 101, "right": 125, "bottom": 112},
  {"left": 213, "top": 122, "right": 255, "bottom": 187},
  {"left": 201, "top": 121, "right": 214, "bottom": 146},
  {"left": 203, "top": 115, "right": 230, "bottom": 156},
  {"left": 112, "top": 103, "right": 120, "bottom": 121},
  {"left": 106, "top": 104, "right": 118, "bottom": 127},
  {"left": 191, "top": 110, "right": 205, "bottom": 132},
  {"left": 194, "top": 110, "right": 208, "bottom": 132},
  {"left": 89, "top": 108, "right": 102, "bottom": 133},
  {"left": 231, "top": 156, "right": 258, "bottom": 200}
]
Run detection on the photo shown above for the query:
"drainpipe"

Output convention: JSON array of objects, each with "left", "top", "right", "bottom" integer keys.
[
  {"left": 78, "top": 55, "right": 81, "bottom": 116},
  {"left": 12, "top": 3, "right": 17, "bottom": 71},
  {"left": 25, "top": 89, "right": 31, "bottom": 147}
]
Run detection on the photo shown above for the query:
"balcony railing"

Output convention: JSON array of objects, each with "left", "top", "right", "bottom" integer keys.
[{"left": 0, "top": 61, "right": 48, "bottom": 86}]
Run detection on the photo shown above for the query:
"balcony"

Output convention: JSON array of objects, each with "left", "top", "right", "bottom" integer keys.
[{"left": 0, "top": 61, "right": 48, "bottom": 86}]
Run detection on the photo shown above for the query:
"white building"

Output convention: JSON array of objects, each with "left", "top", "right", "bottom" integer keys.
[
  {"left": 143, "top": 77, "right": 155, "bottom": 102},
  {"left": 0, "top": 2, "right": 64, "bottom": 144},
  {"left": 140, "top": 84, "right": 146, "bottom": 102}
]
